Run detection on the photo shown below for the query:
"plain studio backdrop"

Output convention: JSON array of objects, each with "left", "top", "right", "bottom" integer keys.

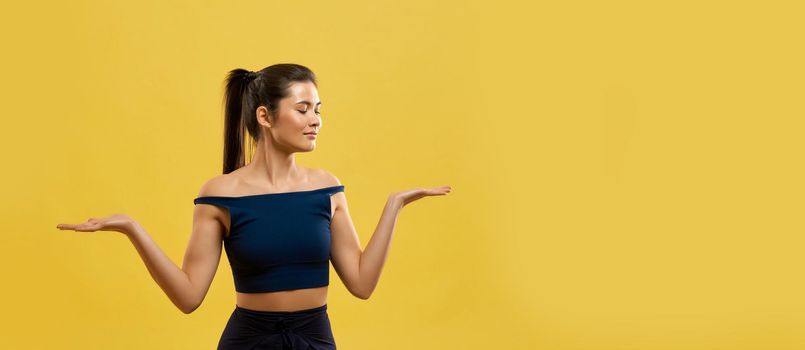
[{"left": 1, "top": 1, "right": 804, "bottom": 349}]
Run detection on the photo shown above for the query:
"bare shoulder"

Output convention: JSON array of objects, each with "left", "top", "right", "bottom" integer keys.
[
  {"left": 307, "top": 167, "right": 347, "bottom": 214},
  {"left": 306, "top": 167, "right": 343, "bottom": 188},
  {"left": 197, "top": 173, "right": 239, "bottom": 197}
]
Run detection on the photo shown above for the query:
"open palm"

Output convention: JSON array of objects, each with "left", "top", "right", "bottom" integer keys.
[
  {"left": 390, "top": 185, "right": 452, "bottom": 207},
  {"left": 56, "top": 213, "right": 134, "bottom": 235}
]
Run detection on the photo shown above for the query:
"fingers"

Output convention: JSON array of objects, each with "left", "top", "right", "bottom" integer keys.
[
  {"left": 56, "top": 221, "right": 99, "bottom": 232},
  {"left": 74, "top": 223, "right": 100, "bottom": 232},
  {"left": 426, "top": 185, "right": 452, "bottom": 195}
]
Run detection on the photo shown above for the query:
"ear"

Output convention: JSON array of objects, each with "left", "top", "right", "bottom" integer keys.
[{"left": 255, "top": 105, "right": 272, "bottom": 127}]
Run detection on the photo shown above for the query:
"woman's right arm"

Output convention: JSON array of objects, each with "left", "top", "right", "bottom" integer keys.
[
  {"left": 125, "top": 202, "right": 224, "bottom": 314},
  {"left": 56, "top": 188, "right": 225, "bottom": 314}
]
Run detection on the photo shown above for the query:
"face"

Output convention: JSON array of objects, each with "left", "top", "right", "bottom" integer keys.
[{"left": 256, "top": 81, "right": 322, "bottom": 153}]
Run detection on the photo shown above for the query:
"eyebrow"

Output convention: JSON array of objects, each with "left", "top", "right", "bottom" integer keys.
[{"left": 295, "top": 100, "right": 322, "bottom": 106}]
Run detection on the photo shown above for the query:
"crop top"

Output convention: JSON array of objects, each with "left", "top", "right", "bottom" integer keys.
[{"left": 193, "top": 185, "right": 344, "bottom": 293}]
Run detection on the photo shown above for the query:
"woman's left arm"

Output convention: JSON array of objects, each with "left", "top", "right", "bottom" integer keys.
[{"left": 329, "top": 185, "right": 452, "bottom": 299}]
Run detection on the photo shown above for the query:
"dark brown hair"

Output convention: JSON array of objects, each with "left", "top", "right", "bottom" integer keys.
[{"left": 221, "top": 63, "right": 318, "bottom": 174}]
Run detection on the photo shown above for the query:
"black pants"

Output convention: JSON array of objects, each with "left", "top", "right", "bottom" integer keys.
[{"left": 217, "top": 304, "right": 337, "bottom": 350}]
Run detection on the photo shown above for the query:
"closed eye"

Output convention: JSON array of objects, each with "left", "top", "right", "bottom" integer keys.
[{"left": 297, "top": 110, "right": 322, "bottom": 115}]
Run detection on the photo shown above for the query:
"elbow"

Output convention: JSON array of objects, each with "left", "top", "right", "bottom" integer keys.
[
  {"left": 180, "top": 304, "right": 199, "bottom": 314},
  {"left": 351, "top": 287, "right": 372, "bottom": 300},
  {"left": 178, "top": 299, "right": 201, "bottom": 314}
]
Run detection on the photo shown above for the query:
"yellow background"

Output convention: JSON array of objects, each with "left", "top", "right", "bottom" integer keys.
[{"left": 1, "top": 0, "right": 803, "bottom": 349}]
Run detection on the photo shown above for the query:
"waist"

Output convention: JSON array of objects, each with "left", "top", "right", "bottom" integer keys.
[
  {"left": 230, "top": 302, "right": 331, "bottom": 334},
  {"left": 236, "top": 285, "right": 328, "bottom": 312},
  {"left": 235, "top": 303, "right": 327, "bottom": 316}
]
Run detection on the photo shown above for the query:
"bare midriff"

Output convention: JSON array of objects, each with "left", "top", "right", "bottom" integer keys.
[{"left": 236, "top": 286, "right": 328, "bottom": 312}]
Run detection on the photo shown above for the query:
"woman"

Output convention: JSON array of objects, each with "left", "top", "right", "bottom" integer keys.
[{"left": 56, "top": 63, "right": 452, "bottom": 349}]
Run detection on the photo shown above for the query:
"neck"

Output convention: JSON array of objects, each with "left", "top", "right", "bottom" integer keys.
[{"left": 243, "top": 138, "right": 305, "bottom": 188}]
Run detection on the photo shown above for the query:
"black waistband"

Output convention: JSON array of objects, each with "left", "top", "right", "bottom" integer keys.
[{"left": 235, "top": 303, "right": 327, "bottom": 316}]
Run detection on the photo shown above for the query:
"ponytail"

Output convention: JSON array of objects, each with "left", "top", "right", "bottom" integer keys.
[{"left": 222, "top": 69, "right": 257, "bottom": 174}]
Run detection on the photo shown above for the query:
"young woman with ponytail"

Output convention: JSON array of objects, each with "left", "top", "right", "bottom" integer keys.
[{"left": 57, "top": 63, "right": 452, "bottom": 349}]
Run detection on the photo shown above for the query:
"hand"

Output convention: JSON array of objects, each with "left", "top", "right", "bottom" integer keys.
[
  {"left": 389, "top": 185, "right": 452, "bottom": 208},
  {"left": 56, "top": 214, "right": 138, "bottom": 235}
]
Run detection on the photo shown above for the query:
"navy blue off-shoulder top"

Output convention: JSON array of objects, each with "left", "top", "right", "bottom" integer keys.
[{"left": 193, "top": 185, "right": 344, "bottom": 293}]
